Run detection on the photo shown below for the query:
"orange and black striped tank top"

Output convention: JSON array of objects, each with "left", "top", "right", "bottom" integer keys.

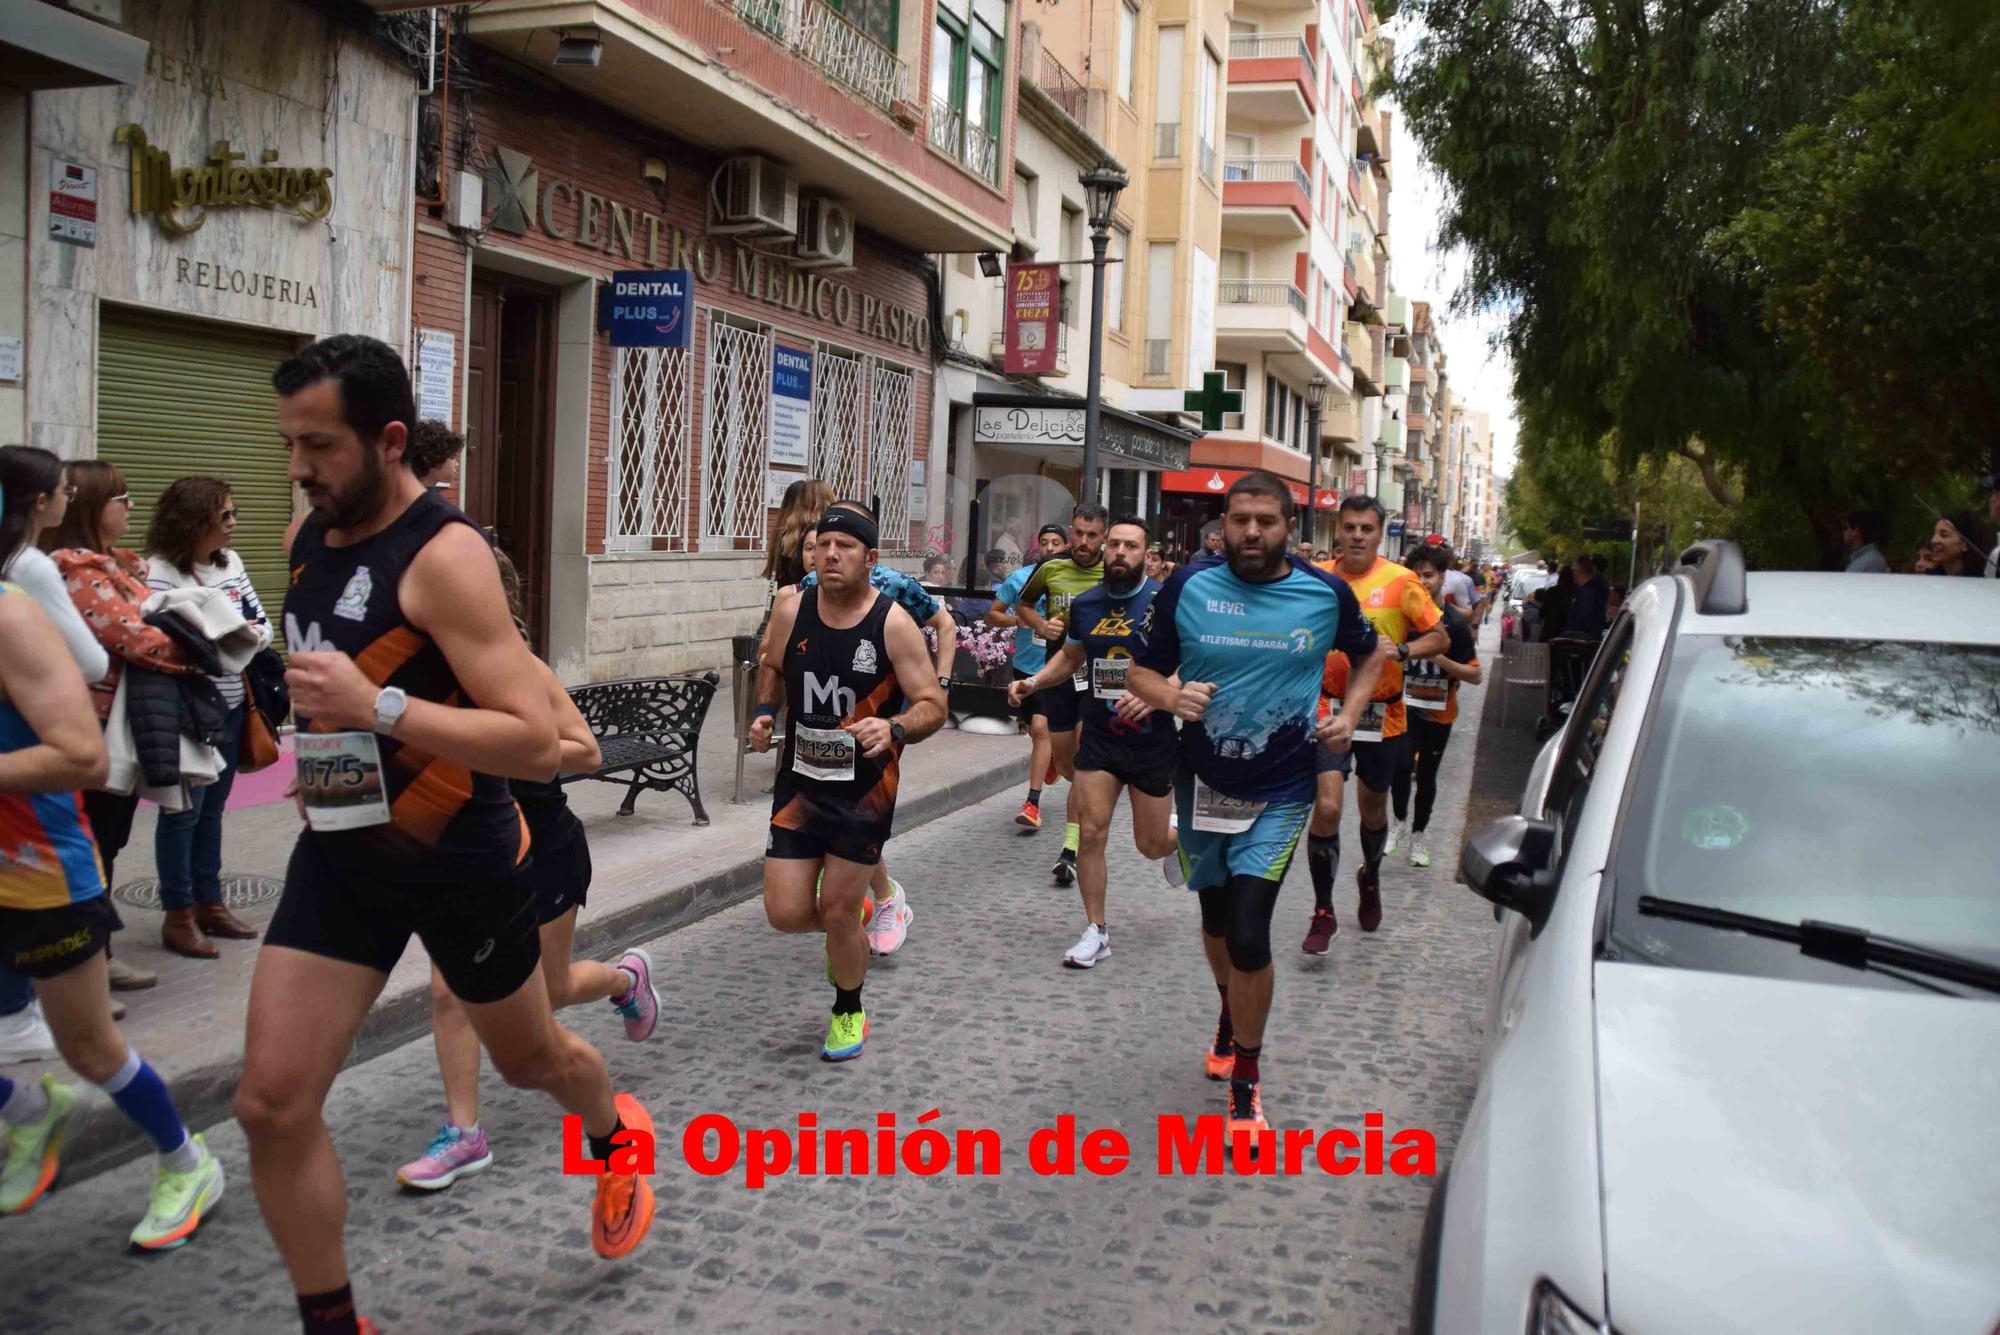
[{"left": 284, "top": 491, "right": 524, "bottom": 880}]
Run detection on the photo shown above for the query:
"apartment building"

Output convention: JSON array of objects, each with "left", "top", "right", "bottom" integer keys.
[
  {"left": 353, "top": 0, "right": 1015, "bottom": 679},
  {"left": 934, "top": 21, "right": 1196, "bottom": 580}
]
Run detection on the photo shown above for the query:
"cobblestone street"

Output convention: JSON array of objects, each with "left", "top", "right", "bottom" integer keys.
[{"left": 5, "top": 649, "right": 1504, "bottom": 1335}]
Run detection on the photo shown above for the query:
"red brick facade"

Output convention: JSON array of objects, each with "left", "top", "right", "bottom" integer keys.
[{"left": 408, "top": 57, "right": 937, "bottom": 557}]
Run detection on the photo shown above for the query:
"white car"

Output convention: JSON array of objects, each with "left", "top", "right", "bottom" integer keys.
[{"left": 1416, "top": 542, "right": 2000, "bottom": 1334}]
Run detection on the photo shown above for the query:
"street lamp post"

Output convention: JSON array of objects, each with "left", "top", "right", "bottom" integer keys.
[
  {"left": 1078, "top": 161, "right": 1128, "bottom": 503},
  {"left": 1304, "top": 373, "right": 1328, "bottom": 549}
]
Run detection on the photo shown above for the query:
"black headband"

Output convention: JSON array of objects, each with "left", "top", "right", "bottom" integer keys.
[{"left": 817, "top": 507, "right": 878, "bottom": 550}]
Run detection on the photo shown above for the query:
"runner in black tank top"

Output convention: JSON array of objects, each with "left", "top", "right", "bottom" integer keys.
[
  {"left": 397, "top": 543, "right": 666, "bottom": 1196},
  {"left": 772, "top": 586, "right": 905, "bottom": 850},
  {"left": 242, "top": 337, "right": 655, "bottom": 1335},
  {"left": 748, "top": 504, "right": 948, "bottom": 1063}
]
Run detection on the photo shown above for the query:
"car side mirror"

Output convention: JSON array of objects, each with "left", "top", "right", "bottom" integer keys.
[{"left": 1461, "top": 815, "right": 1559, "bottom": 935}]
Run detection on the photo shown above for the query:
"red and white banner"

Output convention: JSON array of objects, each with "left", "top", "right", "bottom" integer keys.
[
  {"left": 1348, "top": 468, "right": 1370, "bottom": 497},
  {"left": 1160, "top": 467, "right": 1309, "bottom": 507},
  {"left": 1003, "top": 262, "right": 1060, "bottom": 376}
]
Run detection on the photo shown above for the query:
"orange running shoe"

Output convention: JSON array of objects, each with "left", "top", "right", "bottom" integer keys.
[
  {"left": 1015, "top": 799, "right": 1042, "bottom": 829},
  {"left": 1044, "top": 761, "right": 1059, "bottom": 787},
  {"left": 590, "top": 1093, "right": 657, "bottom": 1260},
  {"left": 1204, "top": 1023, "right": 1235, "bottom": 1081},
  {"left": 1226, "top": 1079, "right": 1268, "bottom": 1140}
]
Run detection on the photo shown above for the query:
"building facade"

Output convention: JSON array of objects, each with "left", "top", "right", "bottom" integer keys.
[
  {"left": 8, "top": 0, "right": 418, "bottom": 633},
  {"left": 367, "top": 0, "right": 1014, "bottom": 679}
]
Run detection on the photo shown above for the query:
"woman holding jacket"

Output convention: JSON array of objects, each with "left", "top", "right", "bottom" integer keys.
[{"left": 143, "top": 476, "right": 270, "bottom": 958}]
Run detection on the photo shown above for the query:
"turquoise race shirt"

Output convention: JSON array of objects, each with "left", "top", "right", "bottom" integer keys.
[{"left": 1136, "top": 554, "right": 1378, "bottom": 803}]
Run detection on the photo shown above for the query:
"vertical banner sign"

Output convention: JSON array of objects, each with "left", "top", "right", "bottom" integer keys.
[
  {"left": 769, "top": 346, "right": 813, "bottom": 470},
  {"left": 1406, "top": 500, "right": 1423, "bottom": 532},
  {"left": 1003, "top": 262, "right": 1060, "bottom": 375},
  {"left": 607, "top": 270, "right": 693, "bottom": 348},
  {"left": 416, "top": 329, "right": 456, "bottom": 428},
  {"left": 49, "top": 159, "right": 97, "bottom": 247},
  {"left": 1349, "top": 467, "right": 1369, "bottom": 496}
]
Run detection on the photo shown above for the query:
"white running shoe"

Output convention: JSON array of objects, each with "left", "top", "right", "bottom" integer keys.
[
  {"left": 1161, "top": 851, "right": 1186, "bottom": 888},
  {"left": 0, "top": 1000, "right": 55, "bottom": 1064},
  {"left": 1409, "top": 836, "right": 1432, "bottom": 868},
  {"left": 867, "top": 881, "right": 914, "bottom": 956},
  {"left": 1063, "top": 924, "right": 1110, "bottom": 969},
  {"left": 1385, "top": 819, "right": 1405, "bottom": 858}
]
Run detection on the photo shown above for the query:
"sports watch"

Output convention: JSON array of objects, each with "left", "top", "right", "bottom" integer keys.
[
  {"left": 372, "top": 685, "right": 409, "bottom": 735},
  {"left": 889, "top": 720, "right": 907, "bottom": 747}
]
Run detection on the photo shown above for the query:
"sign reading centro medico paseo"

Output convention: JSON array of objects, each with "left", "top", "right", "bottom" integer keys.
[
  {"left": 606, "top": 270, "right": 693, "bottom": 348},
  {"left": 481, "top": 145, "right": 930, "bottom": 358}
]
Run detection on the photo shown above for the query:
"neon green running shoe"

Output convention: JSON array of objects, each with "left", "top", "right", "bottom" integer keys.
[
  {"left": 130, "top": 1133, "right": 224, "bottom": 1250},
  {"left": 821, "top": 1009, "right": 867, "bottom": 1062},
  {"left": 0, "top": 1074, "right": 75, "bottom": 1215}
]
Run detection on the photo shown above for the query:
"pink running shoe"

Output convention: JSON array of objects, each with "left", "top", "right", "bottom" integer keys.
[
  {"left": 397, "top": 1124, "right": 493, "bottom": 1191},
  {"left": 612, "top": 947, "right": 662, "bottom": 1041}
]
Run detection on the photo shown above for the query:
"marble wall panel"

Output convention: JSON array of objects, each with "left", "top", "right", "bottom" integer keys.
[{"left": 27, "top": 0, "right": 416, "bottom": 452}]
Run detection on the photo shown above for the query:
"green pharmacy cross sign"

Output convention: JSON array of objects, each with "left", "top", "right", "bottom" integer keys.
[{"left": 1184, "top": 371, "right": 1243, "bottom": 431}]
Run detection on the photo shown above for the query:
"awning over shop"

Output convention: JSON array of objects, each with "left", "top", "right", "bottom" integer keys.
[
  {"left": 1160, "top": 467, "right": 1345, "bottom": 509},
  {"left": 973, "top": 393, "right": 1197, "bottom": 472}
]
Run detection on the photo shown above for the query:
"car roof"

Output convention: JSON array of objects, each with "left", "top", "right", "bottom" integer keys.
[{"left": 1674, "top": 571, "right": 2000, "bottom": 644}]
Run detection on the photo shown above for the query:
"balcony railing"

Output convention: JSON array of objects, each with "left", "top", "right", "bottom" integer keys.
[
  {"left": 1197, "top": 138, "right": 1217, "bottom": 184},
  {"left": 1155, "top": 122, "right": 1181, "bottom": 159},
  {"left": 1228, "top": 31, "right": 1316, "bottom": 83},
  {"left": 929, "top": 96, "right": 998, "bottom": 180},
  {"left": 717, "top": 0, "right": 910, "bottom": 112},
  {"left": 1223, "top": 155, "right": 1311, "bottom": 195},
  {"left": 1145, "top": 339, "right": 1172, "bottom": 376},
  {"left": 1038, "top": 49, "right": 1087, "bottom": 124},
  {"left": 798, "top": 0, "right": 909, "bottom": 109},
  {"left": 1218, "top": 280, "right": 1306, "bottom": 315}
]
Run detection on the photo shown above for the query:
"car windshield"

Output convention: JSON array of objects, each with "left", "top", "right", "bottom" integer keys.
[
  {"left": 1612, "top": 636, "right": 2000, "bottom": 972},
  {"left": 1512, "top": 572, "right": 1552, "bottom": 598}
]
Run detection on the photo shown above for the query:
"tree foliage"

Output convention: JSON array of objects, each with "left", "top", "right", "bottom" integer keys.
[{"left": 1387, "top": 0, "right": 1999, "bottom": 568}]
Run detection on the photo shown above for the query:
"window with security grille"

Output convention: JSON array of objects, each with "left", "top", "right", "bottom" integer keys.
[
  {"left": 702, "top": 316, "right": 772, "bottom": 545},
  {"left": 607, "top": 342, "right": 693, "bottom": 551},
  {"left": 811, "top": 344, "right": 869, "bottom": 505},
  {"left": 870, "top": 359, "right": 915, "bottom": 551}
]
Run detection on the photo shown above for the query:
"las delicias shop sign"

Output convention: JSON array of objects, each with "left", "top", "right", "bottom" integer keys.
[{"left": 483, "top": 146, "right": 931, "bottom": 358}]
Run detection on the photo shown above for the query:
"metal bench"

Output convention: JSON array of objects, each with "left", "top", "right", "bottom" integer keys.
[{"left": 563, "top": 673, "right": 719, "bottom": 824}]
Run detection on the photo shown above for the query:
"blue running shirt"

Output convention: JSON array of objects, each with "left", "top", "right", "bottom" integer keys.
[
  {"left": 991, "top": 560, "right": 1049, "bottom": 675},
  {"left": 1136, "top": 554, "right": 1378, "bottom": 802},
  {"left": 1064, "top": 578, "right": 1174, "bottom": 739}
]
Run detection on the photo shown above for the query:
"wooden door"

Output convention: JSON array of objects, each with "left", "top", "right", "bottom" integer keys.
[{"left": 463, "top": 273, "right": 554, "bottom": 649}]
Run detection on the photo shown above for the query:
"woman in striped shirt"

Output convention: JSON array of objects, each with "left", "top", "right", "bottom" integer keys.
[{"left": 145, "top": 476, "right": 271, "bottom": 958}]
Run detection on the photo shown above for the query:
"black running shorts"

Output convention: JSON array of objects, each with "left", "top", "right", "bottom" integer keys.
[
  {"left": 1075, "top": 727, "right": 1176, "bottom": 798},
  {"left": 1040, "top": 678, "right": 1082, "bottom": 732},
  {"left": 527, "top": 827, "right": 592, "bottom": 926},
  {"left": 1013, "top": 668, "right": 1050, "bottom": 724},
  {"left": 767, "top": 817, "right": 890, "bottom": 867},
  {"left": 0, "top": 895, "right": 116, "bottom": 979},
  {"left": 266, "top": 835, "right": 542, "bottom": 1005},
  {"left": 1349, "top": 734, "right": 1408, "bottom": 793}
]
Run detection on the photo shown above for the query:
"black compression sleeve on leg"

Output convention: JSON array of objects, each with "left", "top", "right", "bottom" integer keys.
[
  {"left": 1307, "top": 833, "right": 1340, "bottom": 913},
  {"left": 1197, "top": 884, "right": 1232, "bottom": 939},
  {"left": 1360, "top": 822, "right": 1387, "bottom": 873},
  {"left": 1413, "top": 721, "right": 1452, "bottom": 833},
  {"left": 1223, "top": 874, "right": 1281, "bottom": 973}
]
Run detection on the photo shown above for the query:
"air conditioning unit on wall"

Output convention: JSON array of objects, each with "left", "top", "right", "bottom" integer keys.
[
  {"left": 794, "top": 196, "right": 855, "bottom": 269},
  {"left": 712, "top": 156, "right": 798, "bottom": 236}
]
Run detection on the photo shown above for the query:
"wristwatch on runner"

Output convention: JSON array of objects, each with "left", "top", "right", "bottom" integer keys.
[
  {"left": 937, "top": 675, "right": 951, "bottom": 691},
  {"left": 889, "top": 720, "right": 907, "bottom": 747},
  {"left": 372, "top": 685, "right": 408, "bottom": 735}
]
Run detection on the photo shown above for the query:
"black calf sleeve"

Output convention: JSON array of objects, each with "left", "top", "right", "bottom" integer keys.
[
  {"left": 1360, "top": 821, "right": 1387, "bottom": 873},
  {"left": 1222, "top": 874, "right": 1282, "bottom": 973},
  {"left": 1197, "top": 884, "right": 1232, "bottom": 939},
  {"left": 1307, "top": 833, "right": 1340, "bottom": 913}
]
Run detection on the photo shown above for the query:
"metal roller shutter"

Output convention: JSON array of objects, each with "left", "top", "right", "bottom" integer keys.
[{"left": 97, "top": 308, "right": 298, "bottom": 647}]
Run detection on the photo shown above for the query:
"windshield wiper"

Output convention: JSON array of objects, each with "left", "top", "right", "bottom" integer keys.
[{"left": 1636, "top": 896, "right": 2000, "bottom": 996}]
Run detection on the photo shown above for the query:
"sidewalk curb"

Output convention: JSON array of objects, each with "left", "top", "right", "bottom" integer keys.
[{"left": 57, "top": 750, "right": 1027, "bottom": 1187}]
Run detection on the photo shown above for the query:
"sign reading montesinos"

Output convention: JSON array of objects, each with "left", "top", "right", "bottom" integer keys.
[{"left": 113, "top": 125, "right": 335, "bottom": 236}]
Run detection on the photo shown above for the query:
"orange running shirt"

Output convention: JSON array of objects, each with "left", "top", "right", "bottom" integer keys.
[{"left": 1316, "top": 556, "right": 1442, "bottom": 738}]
